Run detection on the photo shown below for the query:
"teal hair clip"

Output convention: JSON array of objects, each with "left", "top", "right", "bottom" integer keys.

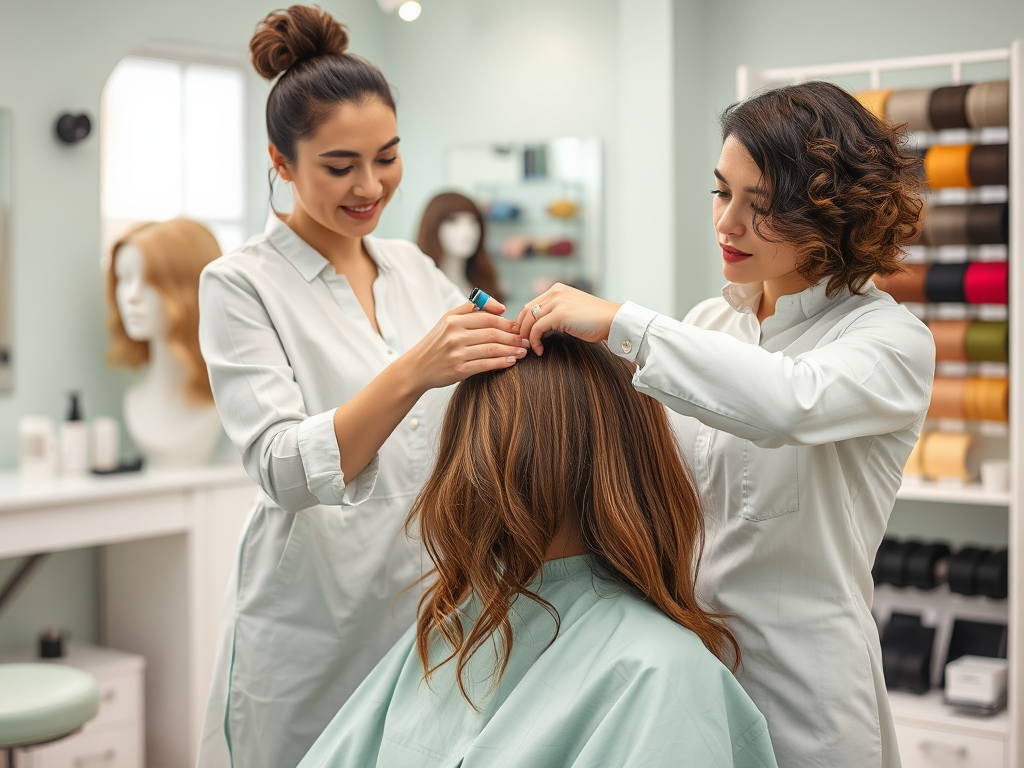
[{"left": 468, "top": 287, "right": 491, "bottom": 310}]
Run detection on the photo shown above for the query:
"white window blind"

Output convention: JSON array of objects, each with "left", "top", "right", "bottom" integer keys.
[{"left": 102, "top": 55, "right": 246, "bottom": 254}]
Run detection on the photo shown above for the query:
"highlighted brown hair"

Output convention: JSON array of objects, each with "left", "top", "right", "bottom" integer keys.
[
  {"left": 721, "top": 81, "right": 924, "bottom": 298},
  {"left": 416, "top": 192, "right": 502, "bottom": 302},
  {"left": 105, "top": 218, "right": 221, "bottom": 403},
  {"left": 408, "top": 333, "right": 738, "bottom": 704}
]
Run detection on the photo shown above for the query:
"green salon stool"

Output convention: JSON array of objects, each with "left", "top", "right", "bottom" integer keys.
[{"left": 0, "top": 664, "right": 99, "bottom": 767}]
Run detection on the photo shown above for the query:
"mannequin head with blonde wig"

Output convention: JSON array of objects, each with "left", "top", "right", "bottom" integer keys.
[{"left": 105, "top": 218, "right": 220, "bottom": 403}]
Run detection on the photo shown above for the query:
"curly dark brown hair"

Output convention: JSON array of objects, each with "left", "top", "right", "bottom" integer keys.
[{"left": 721, "top": 81, "right": 924, "bottom": 298}]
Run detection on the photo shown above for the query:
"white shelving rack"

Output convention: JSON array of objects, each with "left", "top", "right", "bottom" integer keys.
[{"left": 738, "top": 43, "right": 1023, "bottom": 767}]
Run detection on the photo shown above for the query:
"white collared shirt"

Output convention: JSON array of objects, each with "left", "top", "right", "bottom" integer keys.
[
  {"left": 610, "top": 280, "right": 935, "bottom": 768},
  {"left": 196, "top": 214, "right": 466, "bottom": 768},
  {"left": 200, "top": 214, "right": 465, "bottom": 512}
]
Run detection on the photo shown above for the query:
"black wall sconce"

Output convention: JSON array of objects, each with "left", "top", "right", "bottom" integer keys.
[{"left": 55, "top": 113, "right": 92, "bottom": 144}]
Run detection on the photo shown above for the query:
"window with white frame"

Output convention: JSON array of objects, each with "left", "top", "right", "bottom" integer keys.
[{"left": 102, "top": 55, "right": 247, "bottom": 254}]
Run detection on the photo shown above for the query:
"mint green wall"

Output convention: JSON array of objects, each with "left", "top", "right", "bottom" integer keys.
[
  {"left": 672, "top": 0, "right": 713, "bottom": 318},
  {"left": 0, "top": 0, "right": 384, "bottom": 654},
  {"left": 0, "top": 549, "right": 100, "bottom": 656},
  {"left": 674, "top": 0, "right": 1024, "bottom": 318}
]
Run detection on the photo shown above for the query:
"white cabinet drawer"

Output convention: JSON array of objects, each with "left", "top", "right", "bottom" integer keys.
[
  {"left": 17, "top": 721, "right": 142, "bottom": 768},
  {"left": 88, "top": 673, "right": 142, "bottom": 731},
  {"left": 895, "top": 722, "right": 1005, "bottom": 768}
]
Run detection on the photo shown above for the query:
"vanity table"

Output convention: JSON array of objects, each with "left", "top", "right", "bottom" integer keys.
[{"left": 0, "top": 464, "right": 256, "bottom": 768}]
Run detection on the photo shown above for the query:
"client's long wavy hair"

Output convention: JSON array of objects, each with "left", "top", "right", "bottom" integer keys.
[{"left": 408, "top": 333, "right": 738, "bottom": 704}]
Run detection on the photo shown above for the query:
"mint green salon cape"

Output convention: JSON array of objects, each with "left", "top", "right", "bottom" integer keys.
[{"left": 299, "top": 555, "right": 777, "bottom": 768}]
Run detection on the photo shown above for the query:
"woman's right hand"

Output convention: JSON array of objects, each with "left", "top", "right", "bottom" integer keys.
[{"left": 404, "top": 301, "right": 528, "bottom": 392}]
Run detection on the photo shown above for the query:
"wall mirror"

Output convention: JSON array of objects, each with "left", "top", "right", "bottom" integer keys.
[
  {"left": 0, "top": 109, "right": 10, "bottom": 391},
  {"left": 446, "top": 137, "right": 603, "bottom": 311}
]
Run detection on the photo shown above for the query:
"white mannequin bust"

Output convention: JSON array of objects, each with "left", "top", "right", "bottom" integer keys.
[
  {"left": 115, "top": 243, "right": 222, "bottom": 467},
  {"left": 437, "top": 212, "right": 481, "bottom": 296}
]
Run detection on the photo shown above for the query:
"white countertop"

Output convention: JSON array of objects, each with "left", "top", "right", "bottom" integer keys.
[
  {"left": 0, "top": 642, "right": 145, "bottom": 675},
  {"left": 0, "top": 463, "right": 251, "bottom": 512}
]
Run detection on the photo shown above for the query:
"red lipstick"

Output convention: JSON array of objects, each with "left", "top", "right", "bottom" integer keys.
[{"left": 721, "top": 243, "right": 753, "bottom": 263}]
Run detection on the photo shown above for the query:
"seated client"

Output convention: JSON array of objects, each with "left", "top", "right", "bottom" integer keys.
[{"left": 300, "top": 334, "right": 777, "bottom": 768}]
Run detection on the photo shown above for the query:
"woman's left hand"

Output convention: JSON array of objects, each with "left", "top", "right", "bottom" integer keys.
[{"left": 515, "top": 283, "right": 622, "bottom": 355}]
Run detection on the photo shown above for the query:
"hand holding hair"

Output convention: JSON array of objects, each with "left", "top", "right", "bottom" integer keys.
[
  {"left": 330, "top": 299, "right": 524, "bottom": 483},
  {"left": 515, "top": 283, "right": 622, "bottom": 355},
  {"left": 404, "top": 300, "right": 527, "bottom": 391}
]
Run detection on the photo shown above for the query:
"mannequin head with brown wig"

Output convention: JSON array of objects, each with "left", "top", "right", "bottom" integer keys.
[
  {"left": 417, "top": 192, "right": 502, "bottom": 301},
  {"left": 106, "top": 218, "right": 220, "bottom": 403},
  {"left": 408, "top": 333, "right": 737, "bottom": 702}
]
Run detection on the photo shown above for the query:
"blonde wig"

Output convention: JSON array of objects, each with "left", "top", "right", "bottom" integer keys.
[{"left": 105, "top": 218, "right": 221, "bottom": 403}]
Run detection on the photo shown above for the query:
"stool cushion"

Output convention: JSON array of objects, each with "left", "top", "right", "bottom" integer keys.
[{"left": 0, "top": 664, "right": 99, "bottom": 748}]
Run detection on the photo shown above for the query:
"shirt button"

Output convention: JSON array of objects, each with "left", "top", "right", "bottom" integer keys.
[
  {"left": 387, "top": 349, "right": 395, "bottom": 356},
  {"left": 410, "top": 418, "right": 419, "bottom": 429},
  {"left": 621, "top": 340, "right": 632, "bottom": 354}
]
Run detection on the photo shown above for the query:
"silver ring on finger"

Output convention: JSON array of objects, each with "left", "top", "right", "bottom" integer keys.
[{"left": 531, "top": 304, "right": 542, "bottom": 319}]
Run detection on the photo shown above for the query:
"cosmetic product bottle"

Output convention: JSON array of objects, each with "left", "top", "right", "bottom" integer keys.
[
  {"left": 39, "top": 628, "right": 67, "bottom": 659},
  {"left": 59, "top": 392, "right": 88, "bottom": 476},
  {"left": 91, "top": 417, "right": 119, "bottom": 472},
  {"left": 18, "top": 415, "right": 58, "bottom": 479}
]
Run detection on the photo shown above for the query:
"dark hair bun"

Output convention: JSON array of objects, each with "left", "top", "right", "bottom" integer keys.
[{"left": 250, "top": 5, "right": 349, "bottom": 80}]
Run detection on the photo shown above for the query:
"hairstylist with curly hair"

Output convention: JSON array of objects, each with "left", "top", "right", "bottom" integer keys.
[{"left": 515, "top": 82, "right": 935, "bottom": 768}]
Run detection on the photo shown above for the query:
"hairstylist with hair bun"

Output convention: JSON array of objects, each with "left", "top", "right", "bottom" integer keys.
[
  {"left": 196, "top": 7, "right": 527, "bottom": 767},
  {"left": 517, "top": 82, "right": 935, "bottom": 767}
]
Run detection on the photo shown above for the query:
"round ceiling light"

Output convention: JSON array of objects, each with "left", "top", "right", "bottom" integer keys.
[{"left": 398, "top": 1, "right": 421, "bottom": 21}]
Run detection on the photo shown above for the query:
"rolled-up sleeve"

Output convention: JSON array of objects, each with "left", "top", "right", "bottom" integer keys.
[
  {"left": 199, "top": 264, "right": 378, "bottom": 512},
  {"left": 609, "top": 302, "right": 935, "bottom": 448}
]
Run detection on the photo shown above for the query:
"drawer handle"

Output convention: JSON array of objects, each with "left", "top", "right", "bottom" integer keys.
[
  {"left": 919, "top": 740, "right": 968, "bottom": 758},
  {"left": 101, "top": 688, "right": 117, "bottom": 703},
  {"left": 74, "top": 748, "right": 116, "bottom": 766}
]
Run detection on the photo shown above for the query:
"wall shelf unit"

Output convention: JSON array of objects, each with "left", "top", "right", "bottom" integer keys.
[
  {"left": 897, "top": 480, "right": 1011, "bottom": 507},
  {"left": 446, "top": 138, "right": 603, "bottom": 312},
  {"left": 738, "top": 41, "right": 1022, "bottom": 767}
]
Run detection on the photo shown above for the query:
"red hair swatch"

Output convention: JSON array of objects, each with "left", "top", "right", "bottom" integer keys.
[{"left": 964, "top": 261, "right": 1008, "bottom": 305}]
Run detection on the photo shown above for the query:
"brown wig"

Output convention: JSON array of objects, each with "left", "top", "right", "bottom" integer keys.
[
  {"left": 105, "top": 218, "right": 221, "bottom": 403},
  {"left": 408, "top": 333, "right": 738, "bottom": 705},
  {"left": 721, "top": 81, "right": 924, "bottom": 298},
  {"left": 417, "top": 192, "right": 502, "bottom": 302}
]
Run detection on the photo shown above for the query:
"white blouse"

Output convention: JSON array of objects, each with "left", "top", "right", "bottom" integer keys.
[
  {"left": 196, "top": 214, "right": 466, "bottom": 768},
  {"left": 201, "top": 217, "right": 465, "bottom": 512},
  {"left": 610, "top": 280, "right": 935, "bottom": 768}
]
